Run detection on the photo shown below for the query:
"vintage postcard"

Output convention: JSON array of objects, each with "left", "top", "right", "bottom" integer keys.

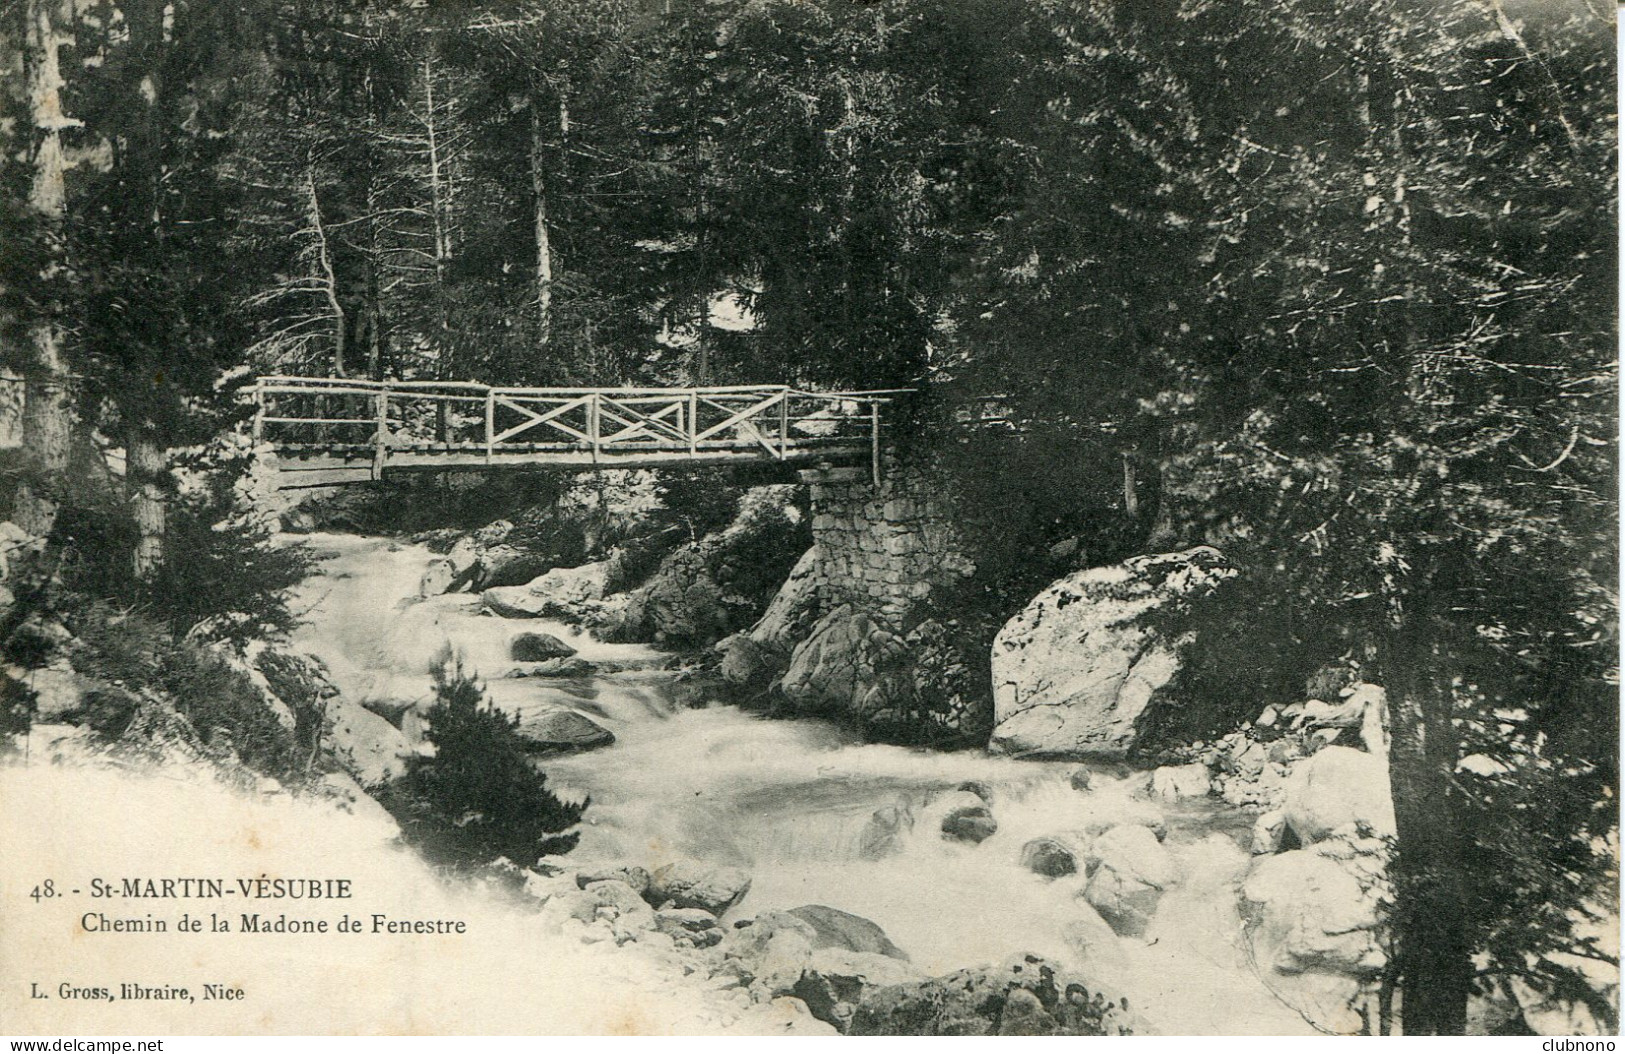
[{"left": 1, "top": 0, "right": 1616, "bottom": 1039}]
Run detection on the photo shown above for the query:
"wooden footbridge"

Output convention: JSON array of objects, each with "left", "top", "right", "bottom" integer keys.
[{"left": 249, "top": 377, "right": 903, "bottom": 489}]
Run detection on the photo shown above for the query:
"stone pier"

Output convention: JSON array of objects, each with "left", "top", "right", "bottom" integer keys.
[{"left": 799, "top": 455, "right": 973, "bottom": 622}]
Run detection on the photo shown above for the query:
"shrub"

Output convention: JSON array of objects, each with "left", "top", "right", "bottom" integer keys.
[
  {"left": 382, "top": 657, "right": 585, "bottom": 870},
  {"left": 54, "top": 464, "right": 315, "bottom": 645},
  {"left": 63, "top": 605, "right": 305, "bottom": 781},
  {"left": 0, "top": 673, "right": 36, "bottom": 739}
]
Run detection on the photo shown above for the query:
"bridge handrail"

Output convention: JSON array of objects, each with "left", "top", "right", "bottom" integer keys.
[
  {"left": 253, "top": 375, "right": 911, "bottom": 402},
  {"left": 247, "top": 376, "right": 909, "bottom": 483}
]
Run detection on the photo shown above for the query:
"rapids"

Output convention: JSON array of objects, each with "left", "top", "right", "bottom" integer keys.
[{"left": 290, "top": 532, "right": 1319, "bottom": 1036}]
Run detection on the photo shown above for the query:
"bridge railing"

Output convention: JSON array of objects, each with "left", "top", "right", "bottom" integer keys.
[{"left": 248, "top": 377, "right": 906, "bottom": 480}]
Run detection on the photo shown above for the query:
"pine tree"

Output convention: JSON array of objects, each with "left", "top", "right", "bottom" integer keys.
[{"left": 384, "top": 657, "right": 586, "bottom": 869}]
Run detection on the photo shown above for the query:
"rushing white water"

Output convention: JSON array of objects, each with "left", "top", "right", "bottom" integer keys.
[{"left": 290, "top": 532, "right": 1319, "bottom": 1036}]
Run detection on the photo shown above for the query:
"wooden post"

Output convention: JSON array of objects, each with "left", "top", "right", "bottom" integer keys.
[
  {"left": 484, "top": 389, "right": 495, "bottom": 465},
  {"left": 251, "top": 386, "right": 264, "bottom": 446},
  {"left": 870, "top": 400, "right": 882, "bottom": 487},
  {"left": 779, "top": 389, "right": 789, "bottom": 457},
  {"left": 588, "top": 393, "right": 600, "bottom": 464},
  {"left": 688, "top": 391, "right": 698, "bottom": 456},
  {"left": 372, "top": 388, "right": 389, "bottom": 480}
]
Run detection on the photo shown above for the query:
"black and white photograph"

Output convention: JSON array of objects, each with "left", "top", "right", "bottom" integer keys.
[{"left": 0, "top": 0, "right": 1616, "bottom": 1039}]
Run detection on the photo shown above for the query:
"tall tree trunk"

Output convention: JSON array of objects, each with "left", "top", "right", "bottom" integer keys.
[
  {"left": 16, "top": 0, "right": 76, "bottom": 538},
  {"left": 423, "top": 52, "right": 454, "bottom": 368},
  {"left": 128, "top": 423, "right": 167, "bottom": 580},
  {"left": 1384, "top": 627, "right": 1472, "bottom": 1034},
  {"left": 530, "top": 100, "right": 553, "bottom": 352},
  {"left": 1361, "top": 23, "right": 1470, "bottom": 1031}
]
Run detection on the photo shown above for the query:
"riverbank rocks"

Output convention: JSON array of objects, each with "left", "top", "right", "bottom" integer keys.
[
  {"left": 1150, "top": 762, "right": 1211, "bottom": 800},
  {"left": 1240, "top": 835, "right": 1390, "bottom": 1033},
  {"left": 606, "top": 485, "right": 809, "bottom": 648},
  {"left": 519, "top": 709, "right": 614, "bottom": 753},
  {"left": 716, "top": 909, "right": 919, "bottom": 1030},
  {"left": 795, "top": 948, "right": 923, "bottom": 1031},
  {"left": 777, "top": 605, "right": 988, "bottom": 740},
  {"left": 12, "top": 660, "right": 90, "bottom": 720},
  {"left": 539, "top": 878, "right": 656, "bottom": 944},
  {"left": 1021, "top": 837, "right": 1079, "bottom": 878},
  {"left": 646, "top": 860, "right": 752, "bottom": 914},
  {"left": 848, "top": 953, "right": 1145, "bottom": 1036},
  {"left": 1202, "top": 683, "right": 1389, "bottom": 814},
  {"left": 473, "top": 544, "right": 552, "bottom": 590},
  {"left": 715, "top": 547, "right": 821, "bottom": 690},
  {"left": 509, "top": 632, "right": 578, "bottom": 662},
  {"left": 748, "top": 547, "right": 821, "bottom": 652},
  {"left": 990, "top": 547, "right": 1235, "bottom": 760},
  {"left": 1283, "top": 745, "right": 1396, "bottom": 845},
  {"left": 325, "top": 695, "right": 412, "bottom": 786},
  {"left": 654, "top": 907, "right": 722, "bottom": 948},
  {"left": 575, "top": 865, "right": 651, "bottom": 894},
  {"left": 1083, "top": 825, "right": 1178, "bottom": 938}
]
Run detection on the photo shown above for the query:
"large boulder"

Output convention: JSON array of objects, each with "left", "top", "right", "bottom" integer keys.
[
  {"left": 482, "top": 562, "right": 609, "bottom": 621},
  {"left": 937, "top": 790, "right": 998, "bottom": 845},
  {"left": 473, "top": 544, "right": 552, "bottom": 590},
  {"left": 1021, "top": 837, "right": 1080, "bottom": 878},
  {"left": 325, "top": 695, "right": 411, "bottom": 786},
  {"left": 509, "top": 632, "right": 578, "bottom": 662},
  {"left": 989, "top": 547, "right": 1234, "bottom": 759},
  {"left": 721, "top": 911, "right": 819, "bottom": 997},
  {"left": 1282, "top": 745, "right": 1395, "bottom": 846},
  {"left": 519, "top": 709, "right": 614, "bottom": 753},
  {"left": 715, "top": 633, "right": 779, "bottom": 690},
  {"left": 779, "top": 605, "right": 905, "bottom": 715},
  {"left": 646, "top": 860, "right": 752, "bottom": 915},
  {"left": 787, "top": 905, "right": 908, "bottom": 960},
  {"left": 848, "top": 953, "right": 1145, "bottom": 1036},
  {"left": 1240, "top": 839, "right": 1389, "bottom": 1034},
  {"left": 773, "top": 605, "right": 989, "bottom": 740},
  {"left": 1083, "top": 825, "right": 1177, "bottom": 938},
  {"left": 1150, "top": 762, "right": 1211, "bottom": 801}
]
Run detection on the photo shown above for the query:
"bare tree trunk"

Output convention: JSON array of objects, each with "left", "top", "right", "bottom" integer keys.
[
  {"left": 530, "top": 101, "right": 553, "bottom": 352},
  {"left": 16, "top": 0, "right": 76, "bottom": 538},
  {"left": 306, "top": 159, "right": 347, "bottom": 377},
  {"left": 421, "top": 51, "right": 454, "bottom": 440},
  {"left": 128, "top": 424, "right": 167, "bottom": 580},
  {"left": 423, "top": 52, "right": 454, "bottom": 357},
  {"left": 693, "top": 137, "right": 711, "bottom": 384}
]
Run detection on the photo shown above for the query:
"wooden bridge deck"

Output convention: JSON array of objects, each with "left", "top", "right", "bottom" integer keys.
[{"left": 249, "top": 377, "right": 902, "bottom": 489}]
